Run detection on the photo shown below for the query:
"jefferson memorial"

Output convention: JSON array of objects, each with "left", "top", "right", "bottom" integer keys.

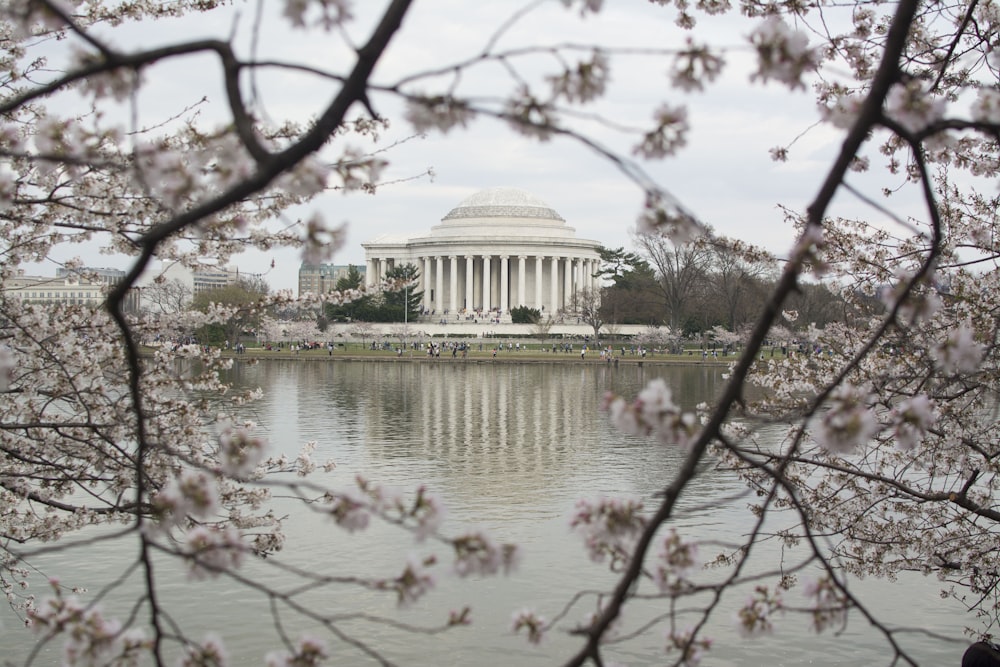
[{"left": 362, "top": 187, "right": 603, "bottom": 318}]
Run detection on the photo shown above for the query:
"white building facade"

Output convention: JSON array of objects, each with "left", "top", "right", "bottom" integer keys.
[{"left": 362, "top": 188, "right": 603, "bottom": 317}]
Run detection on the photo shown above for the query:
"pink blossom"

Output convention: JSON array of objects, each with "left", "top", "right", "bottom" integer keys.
[
  {"left": 815, "top": 383, "right": 879, "bottom": 454},
  {"left": 178, "top": 633, "right": 229, "bottom": 667},
  {"left": 891, "top": 394, "right": 936, "bottom": 451},
  {"left": 734, "top": 586, "right": 782, "bottom": 638},
  {"left": 265, "top": 634, "right": 328, "bottom": 667},
  {"left": 885, "top": 81, "right": 947, "bottom": 134},
  {"left": 379, "top": 555, "right": 436, "bottom": 606},
  {"left": 933, "top": 320, "right": 985, "bottom": 374},
  {"left": 802, "top": 576, "right": 847, "bottom": 633},
  {"left": 451, "top": 529, "right": 519, "bottom": 577},
  {"left": 653, "top": 528, "right": 700, "bottom": 591},
  {"left": 404, "top": 96, "right": 474, "bottom": 134},
  {"left": 184, "top": 526, "right": 245, "bottom": 580},
  {"left": 971, "top": 88, "right": 1000, "bottom": 125},
  {"left": 511, "top": 608, "right": 547, "bottom": 645},
  {"left": 571, "top": 496, "right": 646, "bottom": 565},
  {"left": 748, "top": 17, "right": 821, "bottom": 89},
  {"left": 328, "top": 490, "right": 371, "bottom": 532},
  {"left": 665, "top": 626, "right": 712, "bottom": 666},
  {"left": 217, "top": 420, "right": 268, "bottom": 477}
]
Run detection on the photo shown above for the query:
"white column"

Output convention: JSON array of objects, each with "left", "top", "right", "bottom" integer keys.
[
  {"left": 482, "top": 255, "right": 492, "bottom": 312},
  {"left": 564, "top": 256, "right": 573, "bottom": 307},
  {"left": 465, "top": 255, "right": 474, "bottom": 312},
  {"left": 435, "top": 256, "right": 445, "bottom": 314},
  {"left": 449, "top": 255, "right": 458, "bottom": 314},
  {"left": 500, "top": 255, "right": 509, "bottom": 313},
  {"left": 366, "top": 259, "right": 376, "bottom": 287},
  {"left": 550, "top": 256, "right": 559, "bottom": 313},
  {"left": 535, "top": 256, "right": 544, "bottom": 309},
  {"left": 423, "top": 256, "right": 433, "bottom": 310},
  {"left": 517, "top": 255, "right": 526, "bottom": 307}
]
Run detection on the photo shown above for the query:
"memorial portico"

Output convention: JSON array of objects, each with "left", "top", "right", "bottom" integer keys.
[{"left": 363, "top": 188, "right": 603, "bottom": 318}]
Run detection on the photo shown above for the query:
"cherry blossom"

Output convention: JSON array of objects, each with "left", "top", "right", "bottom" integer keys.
[
  {"left": 570, "top": 496, "right": 647, "bottom": 566},
  {"left": 265, "top": 634, "right": 328, "bottom": 667},
  {"left": 5, "top": 0, "right": 1000, "bottom": 663},
  {"left": 932, "top": 320, "right": 985, "bottom": 375},
  {"left": 814, "top": 383, "right": 879, "bottom": 455},
  {"left": 748, "top": 16, "right": 821, "bottom": 89},
  {"left": 734, "top": 586, "right": 783, "bottom": 638},
  {"left": 451, "top": 530, "right": 519, "bottom": 577},
  {"left": 511, "top": 608, "right": 548, "bottom": 645}
]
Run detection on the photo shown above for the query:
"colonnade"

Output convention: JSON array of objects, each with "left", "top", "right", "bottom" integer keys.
[{"left": 365, "top": 253, "right": 600, "bottom": 316}]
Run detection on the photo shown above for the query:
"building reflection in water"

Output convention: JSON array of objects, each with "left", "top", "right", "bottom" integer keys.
[{"left": 224, "top": 360, "right": 728, "bottom": 513}]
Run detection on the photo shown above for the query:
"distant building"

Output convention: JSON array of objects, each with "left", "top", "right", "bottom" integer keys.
[
  {"left": 362, "top": 187, "right": 602, "bottom": 316},
  {"left": 139, "top": 262, "right": 261, "bottom": 295},
  {"left": 192, "top": 266, "right": 242, "bottom": 294},
  {"left": 133, "top": 261, "right": 267, "bottom": 314},
  {"left": 56, "top": 266, "right": 127, "bottom": 287},
  {"left": 298, "top": 263, "right": 366, "bottom": 297},
  {"left": 3, "top": 271, "right": 126, "bottom": 309}
]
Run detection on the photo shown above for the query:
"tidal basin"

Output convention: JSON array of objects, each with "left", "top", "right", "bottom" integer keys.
[{"left": 3, "top": 360, "right": 969, "bottom": 666}]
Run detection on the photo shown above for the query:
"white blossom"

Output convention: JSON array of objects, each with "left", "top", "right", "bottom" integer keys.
[
  {"left": 177, "top": 634, "right": 229, "bottom": 667},
  {"left": 670, "top": 41, "right": 725, "bottom": 92},
  {"left": 560, "top": 0, "right": 604, "bottom": 15},
  {"left": 890, "top": 394, "right": 936, "bottom": 451},
  {"left": 327, "top": 490, "right": 371, "bottom": 532},
  {"left": 511, "top": 608, "right": 547, "bottom": 645},
  {"left": 634, "top": 104, "right": 689, "bottom": 159},
  {"left": 971, "top": 88, "right": 1000, "bottom": 125},
  {"left": 665, "top": 626, "right": 712, "bottom": 666},
  {"left": 748, "top": 17, "right": 821, "bottom": 89},
  {"left": 217, "top": 420, "right": 268, "bottom": 477},
  {"left": 265, "top": 634, "right": 328, "bottom": 667},
  {"left": 184, "top": 526, "right": 245, "bottom": 580},
  {"left": 734, "top": 586, "right": 782, "bottom": 638},
  {"left": 451, "top": 529, "right": 519, "bottom": 577},
  {"left": 378, "top": 555, "right": 436, "bottom": 606},
  {"left": 548, "top": 51, "right": 610, "bottom": 103},
  {"left": 282, "top": 0, "right": 352, "bottom": 30},
  {"left": 932, "top": 320, "right": 984, "bottom": 374},
  {"left": 570, "top": 496, "right": 646, "bottom": 565},
  {"left": 603, "top": 379, "right": 700, "bottom": 448},
  {"left": 884, "top": 80, "right": 947, "bottom": 134},
  {"left": 153, "top": 471, "right": 220, "bottom": 526},
  {"left": 404, "top": 96, "right": 474, "bottom": 134},
  {"left": 653, "top": 528, "right": 700, "bottom": 591},
  {"left": 802, "top": 576, "right": 847, "bottom": 633},
  {"left": 814, "top": 383, "right": 878, "bottom": 455}
]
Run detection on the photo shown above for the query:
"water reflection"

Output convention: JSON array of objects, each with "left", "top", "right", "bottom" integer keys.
[
  {"left": 2, "top": 360, "right": 969, "bottom": 667},
  {"left": 228, "top": 361, "right": 729, "bottom": 511}
]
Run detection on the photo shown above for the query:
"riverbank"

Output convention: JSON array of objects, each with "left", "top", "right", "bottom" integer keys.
[{"left": 215, "top": 346, "right": 739, "bottom": 365}]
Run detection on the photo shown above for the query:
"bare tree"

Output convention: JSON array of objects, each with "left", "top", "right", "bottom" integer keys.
[
  {"left": 634, "top": 232, "right": 712, "bottom": 332},
  {"left": 566, "top": 286, "right": 604, "bottom": 342},
  {"left": 706, "top": 238, "right": 776, "bottom": 331},
  {"left": 140, "top": 278, "right": 192, "bottom": 315}
]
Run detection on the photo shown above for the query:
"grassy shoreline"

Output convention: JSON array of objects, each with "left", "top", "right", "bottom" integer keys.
[{"left": 207, "top": 345, "right": 737, "bottom": 365}]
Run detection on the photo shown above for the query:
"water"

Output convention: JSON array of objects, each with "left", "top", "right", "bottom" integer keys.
[{"left": 1, "top": 360, "right": 971, "bottom": 666}]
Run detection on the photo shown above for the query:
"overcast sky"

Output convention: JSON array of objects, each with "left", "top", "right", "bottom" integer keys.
[{"left": 26, "top": 0, "right": 924, "bottom": 293}]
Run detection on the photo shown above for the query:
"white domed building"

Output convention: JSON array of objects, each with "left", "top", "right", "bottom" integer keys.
[{"left": 362, "top": 187, "right": 603, "bottom": 318}]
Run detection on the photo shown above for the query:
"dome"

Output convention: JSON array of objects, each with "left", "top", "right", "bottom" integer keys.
[{"left": 442, "top": 187, "right": 564, "bottom": 222}]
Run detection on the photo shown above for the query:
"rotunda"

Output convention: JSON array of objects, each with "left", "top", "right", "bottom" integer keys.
[{"left": 362, "top": 187, "right": 603, "bottom": 317}]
